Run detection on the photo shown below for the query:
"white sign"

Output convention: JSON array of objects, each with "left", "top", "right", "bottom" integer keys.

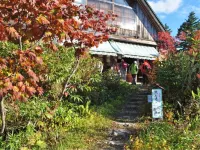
[{"left": 152, "top": 89, "right": 163, "bottom": 119}]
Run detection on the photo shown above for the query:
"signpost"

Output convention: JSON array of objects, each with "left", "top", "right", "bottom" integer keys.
[{"left": 152, "top": 89, "right": 163, "bottom": 119}]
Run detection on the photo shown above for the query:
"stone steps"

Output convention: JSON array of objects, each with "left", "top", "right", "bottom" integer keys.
[
  {"left": 126, "top": 101, "right": 144, "bottom": 105},
  {"left": 116, "top": 115, "right": 139, "bottom": 121},
  {"left": 114, "top": 90, "right": 148, "bottom": 122},
  {"left": 130, "top": 95, "right": 147, "bottom": 99},
  {"left": 104, "top": 87, "right": 149, "bottom": 149},
  {"left": 119, "top": 110, "right": 139, "bottom": 114},
  {"left": 105, "top": 129, "right": 131, "bottom": 149}
]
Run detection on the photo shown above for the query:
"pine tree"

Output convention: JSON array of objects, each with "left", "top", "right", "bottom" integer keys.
[
  {"left": 164, "top": 23, "right": 172, "bottom": 34},
  {"left": 177, "top": 11, "right": 200, "bottom": 50}
]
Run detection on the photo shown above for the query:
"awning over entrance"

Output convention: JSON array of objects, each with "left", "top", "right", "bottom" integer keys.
[
  {"left": 90, "top": 41, "right": 159, "bottom": 60},
  {"left": 90, "top": 41, "right": 117, "bottom": 56},
  {"left": 109, "top": 41, "right": 159, "bottom": 60}
]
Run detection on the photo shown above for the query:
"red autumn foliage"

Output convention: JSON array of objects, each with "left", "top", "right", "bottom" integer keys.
[
  {"left": 0, "top": 0, "right": 115, "bottom": 102},
  {"left": 193, "top": 30, "right": 200, "bottom": 51},
  {"left": 187, "top": 30, "right": 200, "bottom": 55},
  {"left": 157, "top": 32, "right": 176, "bottom": 52},
  {"left": 178, "top": 31, "right": 187, "bottom": 41},
  {"left": 0, "top": 0, "right": 116, "bottom": 56},
  {"left": 0, "top": 47, "right": 45, "bottom": 101}
]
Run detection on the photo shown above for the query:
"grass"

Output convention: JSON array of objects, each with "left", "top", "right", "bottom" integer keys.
[
  {"left": 55, "top": 113, "right": 112, "bottom": 150},
  {"left": 125, "top": 118, "right": 200, "bottom": 150},
  {"left": 0, "top": 81, "right": 138, "bottom": 150},
  {"left": 55, "top": 83, "right": 138, "bottom": 149}
]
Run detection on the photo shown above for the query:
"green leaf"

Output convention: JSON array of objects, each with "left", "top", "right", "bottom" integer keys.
[
  {"left": 36, "top": 140, "right": 47, "bottom": 148},
  {"left": 192, "top": 91, "right": 196, "bottom": 99},
  {"left": 45, "top": 113, "right": 53, "bottom": 119},
  {"left": 37, "top": 121, "right": 45, "bottom": 127},
  {"left": 20, "top": 147, "right": 29, "bottom": 150}
]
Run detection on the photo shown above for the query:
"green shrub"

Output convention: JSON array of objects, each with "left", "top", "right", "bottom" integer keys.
[
  {"left": 125, "top": 120, "right": 200, "bottom": 150},
  {"left": 154, "top": 52, "right": 200, "bottom": 115},
  {"left": 0, "top": 41, "right": 140, "bottom": 149},
  {"left": 0, "top": 41, "right": 19, "bottom": 57}
]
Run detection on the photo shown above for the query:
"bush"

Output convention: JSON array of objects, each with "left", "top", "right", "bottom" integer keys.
[
  {"left": 0, "top": 41, "right": 18, "bottom": 57},
  {"left": 125, "top": 119, "right": 200, "bottom": 150},
  {"left": 151, "top": 51, "right": 200, "bottom": 115},
  {"left": 0, "top": 44, "right": 138, "bottom": 149}
]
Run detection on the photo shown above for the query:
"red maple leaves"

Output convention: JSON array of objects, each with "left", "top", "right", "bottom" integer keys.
[
  {"left": 0, "top": 0, "right": 115, "bottom": 102},
  {"left": 157, "top": 32, "right": 176, "bottom": 52},
  {"left": 0, "top": 0, "right": 116, "bottom": 57},
  {"left": 0, "top": 47, "right": 45, "bottom": 101}
]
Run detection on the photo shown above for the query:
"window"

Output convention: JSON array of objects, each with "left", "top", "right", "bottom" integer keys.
[
  {"left": 87, "top": 0, "right": 97, "bottom": 8},
  {"left": 114, "top": 0, "right": 129, "bottom": 6},
  {"left": 75, "top": 0, "right": 86, "bottom": 4},
  {"left": 113, "top": 5, "right": 135, "bottom": 30},
  {"left": 88, "top": 0, "right": 112, "bottom": 13},
  {"left": 87, "top": 0, "right": 136, "bottom": 31},
  {"left": 100, "top": 1, "right": 112, "bottom": 13}
]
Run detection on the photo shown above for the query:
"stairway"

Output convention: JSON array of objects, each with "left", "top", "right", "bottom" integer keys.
[
  {"left": 115, "top": 87, "right": 149, "bottom": 122},
  {"left": 103, "top": 87, "right": 149, "bottom": 150}
]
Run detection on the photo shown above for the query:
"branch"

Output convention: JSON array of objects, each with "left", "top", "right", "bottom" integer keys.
[
  {"left": 0, "top": 97, "right": 6, "bottom": 134},
  {"left": 59, "top": 57, "right": 80, "bottom": 101},
  {"left": 19, "top": 37, "right": 22, "bottom": 50}
]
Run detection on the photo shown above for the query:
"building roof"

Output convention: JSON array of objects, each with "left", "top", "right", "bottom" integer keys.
[
  {"left": 137, "top": 0, "right": 165, "bottom": 32},
  {"left": 126, "top": 0, "right": 165, "bottom": 32}
]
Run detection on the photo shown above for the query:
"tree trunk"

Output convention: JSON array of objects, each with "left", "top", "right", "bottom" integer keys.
[
  {"left": 59, "top": 57, "right": 80, "bottom": 101},
  {"left": 0, "top": 97, "right": 6, "bottom": 134}
]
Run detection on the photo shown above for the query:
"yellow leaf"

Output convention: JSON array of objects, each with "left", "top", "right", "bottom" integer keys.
[
  {"left": 6, "top": 27, "right": 20, "bottom": 39},
  {"left": 45, "top": 31, "right": 52, "bottom": 37},
  {"left": 36, "top": 15, "right": 50, "bottom": 25},
  {"left": 45, "top": 113, "right": 53, "bottom": 119},
  {"left": 25, "top": 19, "right": 32, "bottom": 25},
  {"left": 36, "top": 140, "right": 47, "bottom": 148},
  {"left": 24, "top": 40, "right": 30, "bottom": 44},
  {"left": 35, "top": 131, "right": 42, "bottom": 139},
  {"left": 20, "top": 147, "right": 29, "bottom": 150},
  {"left": 57, "top": 19, "right": 64, "bottom": 24},
  {"left": 28, "top": 138, "right": 36, "bottom": 146}
]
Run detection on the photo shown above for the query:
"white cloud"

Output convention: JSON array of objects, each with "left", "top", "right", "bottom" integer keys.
[
  {"left": 159, "top": 15, "right": 166, "bottom": 19},
  {"left": 148, "top": 0, "right": 182, "bottom": 14},
  {"left": 179, "top": 5, "right": 200, "bottom": 16}
]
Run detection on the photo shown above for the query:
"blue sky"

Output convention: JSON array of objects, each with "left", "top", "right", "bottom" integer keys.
[{"left": 147, "top": 0, "right": 200, "bottom": 36}]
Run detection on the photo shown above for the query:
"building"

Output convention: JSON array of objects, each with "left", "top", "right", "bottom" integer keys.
[{"left": 75, "top": 0, "right": 165, "bottom": 74}]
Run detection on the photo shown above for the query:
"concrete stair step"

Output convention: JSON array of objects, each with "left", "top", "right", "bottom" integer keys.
[
  {"left": 120, "top": 110, "right": 138, "bottom": 114},
  {"left": 123, "top": 105, "right": 139, "bottom": 110},
  {"left": 127, "top": 101, "right": 144, "bottom": 105},
  {"left": 109, "top": 129, "right": 131, "bottom": 140},
  {"left": 115, "top": 116, "right": 140, "bottom": 122},
  {"left": 129, "top": 97, "right": 146, "bottom": 101},
  {"left": 131, "top": 94, "right": 147, "bottom": 98},
  {"left": 107, "top": 140, "right": 125, "bottom": 149},
  {"left": 117, "top": 115, "right": 140, "bottom": 119},
  {"left": 117, "top": 113, "right": 139, "bottom": 117}
]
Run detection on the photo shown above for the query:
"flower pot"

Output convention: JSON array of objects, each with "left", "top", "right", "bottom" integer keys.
[{"left": 126, "top": 73, "right": 133, "bottom": 83}]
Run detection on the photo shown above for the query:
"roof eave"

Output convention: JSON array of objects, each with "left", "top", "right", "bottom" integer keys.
[{"left": 138, "top": 0, "right": 166, "bottom": 32}]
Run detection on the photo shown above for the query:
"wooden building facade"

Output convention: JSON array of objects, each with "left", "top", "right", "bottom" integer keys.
[{"left": 75, "top": 0, "right": 165, "bottom": 71}]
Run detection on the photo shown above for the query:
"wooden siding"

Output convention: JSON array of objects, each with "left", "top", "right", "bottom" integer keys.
[
  {"left": 77, "top": 0, "right": 160, "bottom": 43},
  {"left": 133, "top": 3, "right": 157, "bottom": 41}
]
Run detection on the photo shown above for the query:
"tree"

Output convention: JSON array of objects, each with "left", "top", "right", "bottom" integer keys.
[
  {"left": 164, "top": 23, "right": 172, "bottom": 34},
  {"left": 192, "top": 30, "right": 200, "bottom": 51},
  {"left": 0, "top": 0, "right": 116, "bottom": 133},
  {"left": 177, "top": 11, "right": 200, "bottom": 50},
  {"left": 157, "top": 31, "right": 176, "bottom": 53}
]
